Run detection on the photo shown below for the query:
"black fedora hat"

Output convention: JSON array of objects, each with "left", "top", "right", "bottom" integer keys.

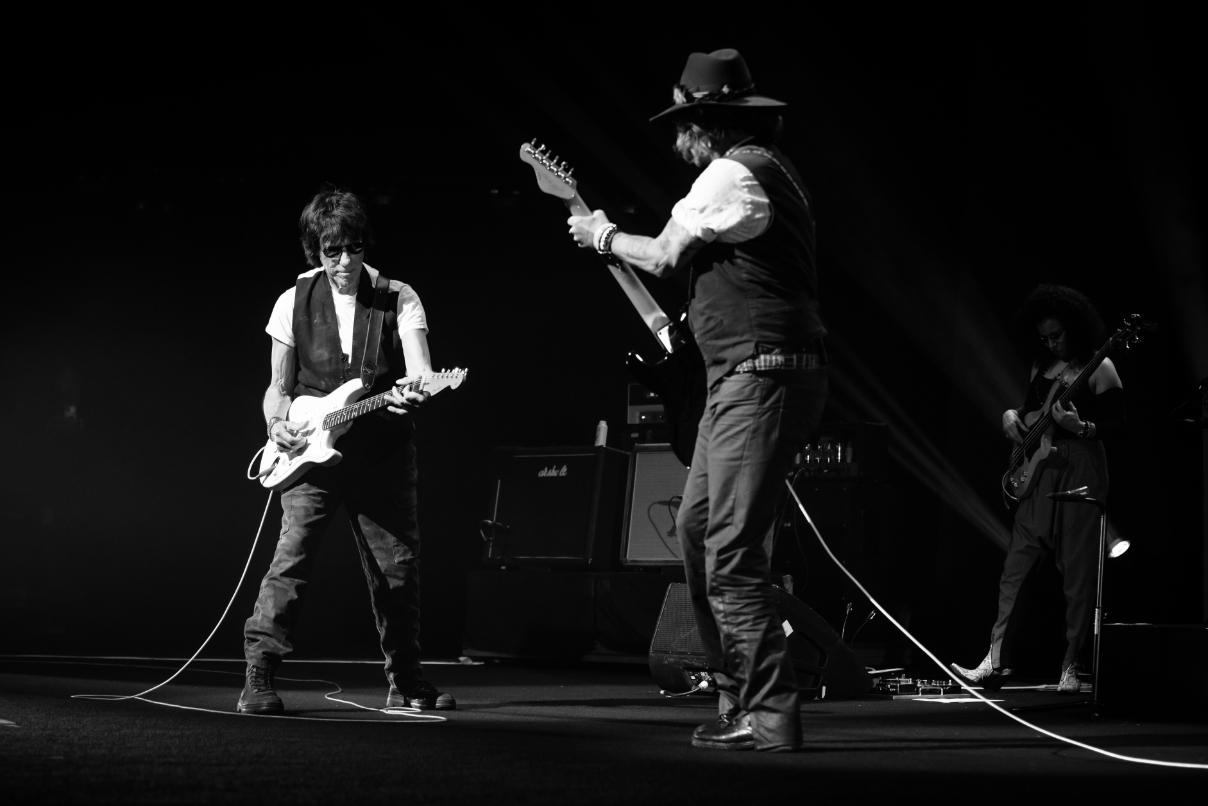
[{"left": 650, "top": 48, "right": 787, "bottom": 122}]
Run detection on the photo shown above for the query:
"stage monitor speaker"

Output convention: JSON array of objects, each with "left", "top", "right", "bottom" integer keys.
[
  {"left": 483, "top": 446, "right": 629, "bottom": 569},
  {"left": 622, "top": 443, "right": 689, "bottom": 566},
  {"left": 648, "top": 582, "right": 870, "bottom": 699}
]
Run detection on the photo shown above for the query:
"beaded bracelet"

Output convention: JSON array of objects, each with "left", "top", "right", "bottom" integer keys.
[{"left": 594, "top": 223, "right": 619, "bottom": 255}]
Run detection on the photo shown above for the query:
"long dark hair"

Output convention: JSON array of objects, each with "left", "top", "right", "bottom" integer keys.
[
  {"left": 1012, "top": 283, "right": 1108, "bottom": 366},
  {"left": 297, "top": 184, "right": 374, "bottom": 266}
]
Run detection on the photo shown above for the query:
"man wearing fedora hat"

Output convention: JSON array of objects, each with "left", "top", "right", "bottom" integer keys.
[{"left": 569, "top": 48, "right": 828, "bottom": 752}]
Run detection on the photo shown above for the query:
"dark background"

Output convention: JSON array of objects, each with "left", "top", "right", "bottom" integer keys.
[{"left": 2, "top": 7, "right": 1204, "bottom": 675}]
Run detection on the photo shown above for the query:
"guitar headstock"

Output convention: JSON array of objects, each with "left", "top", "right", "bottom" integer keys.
[
  {"left": 1112, "top": 313, "right": 1155, "bottom": 352},
  {"left": 408, "top": 368, "right": 468, "bottom": 396},
  {"left": 519, "top": 139, "right": 577, "bottom": 201}
]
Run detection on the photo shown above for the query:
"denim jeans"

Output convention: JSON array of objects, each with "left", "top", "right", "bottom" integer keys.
[
  {"left": 243, "top": 428, "right": 422, "bottom": 681},
  {"left": 676, "top": 368, "right": 827, "bottom": 737}
]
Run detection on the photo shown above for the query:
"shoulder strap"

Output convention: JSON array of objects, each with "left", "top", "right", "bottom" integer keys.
[{"left": 359, "top": 272, "right": 389, "bottom": 390}]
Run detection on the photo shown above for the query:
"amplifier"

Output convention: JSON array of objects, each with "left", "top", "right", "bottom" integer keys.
[
  {"left": 622, "top": 443, "right": 689, "bottom": 566},
  {"left": 483, "top": 446, "right": 629, "bottom": 569}
]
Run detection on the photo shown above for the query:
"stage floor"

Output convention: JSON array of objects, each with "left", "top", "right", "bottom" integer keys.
[{"left": 2, "top": 655, "right": 1206, "bottom": 803}]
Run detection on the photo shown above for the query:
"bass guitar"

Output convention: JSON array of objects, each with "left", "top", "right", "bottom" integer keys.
[
  {"left": 253, "top": 368, "right": 468, "bottom": 491},
  {"left": 519, "top": 139, "right": 704, "bottom": 466},
  {"left": 1000, "top": 315, "right": 1148, "bottom": 505}
]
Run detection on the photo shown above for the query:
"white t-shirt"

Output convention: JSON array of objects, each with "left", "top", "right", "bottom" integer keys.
[
  {"left": 670, "top": 157, "right": 772, "bottom": 244},
  {"left": 266, "top": 264, "right": 428, "bottom": 359}
]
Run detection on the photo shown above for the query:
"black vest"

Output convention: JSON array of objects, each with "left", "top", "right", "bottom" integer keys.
[
  {"left": 291, "top": 270, "right": 410, "bottom": 442},
  {"left": 688, "top": 145, "right": 827, "bottom": 388}
]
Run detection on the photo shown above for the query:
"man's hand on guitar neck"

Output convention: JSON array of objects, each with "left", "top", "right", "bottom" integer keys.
[
  {"left": 567, "top": 209, "right": 613, "bottom": 253},
  {"left": 385, "top": 375, "right": 432, "bottom": 416}
]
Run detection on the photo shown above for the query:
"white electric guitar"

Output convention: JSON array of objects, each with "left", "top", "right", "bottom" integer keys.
[{"left": 253, "top": 368, "right": 467, "bottom": 490}]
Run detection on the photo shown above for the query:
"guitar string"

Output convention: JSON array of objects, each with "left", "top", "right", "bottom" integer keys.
[
  {"left": 785, "top": 476, "right": 1208, "bottom": 771},
  {"left": 323, "top": 372, "right": 461, "bottom": 428}
]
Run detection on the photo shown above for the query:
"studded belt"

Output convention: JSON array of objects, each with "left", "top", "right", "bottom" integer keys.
[{"left": 732, "top": 352, "right": 825, "bottom": 373}]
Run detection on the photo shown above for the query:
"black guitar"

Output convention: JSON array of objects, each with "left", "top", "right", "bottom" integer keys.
[{"left": 520, "top": 139, "right": 704, "bottom": 466}]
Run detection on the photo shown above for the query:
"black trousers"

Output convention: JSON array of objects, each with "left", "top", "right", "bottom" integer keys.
[{"left": 677, "top": 368, "right": 827, "bottom": 741}]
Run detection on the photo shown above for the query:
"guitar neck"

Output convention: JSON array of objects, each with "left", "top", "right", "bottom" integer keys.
[
  {"left": 1054, "top": 340, "right": 1112, "bottom": 407},
  {"left": 1018, "top": 340, "right": 1113, "bottom": 451},
  {"left": 322, "top": 390, "right": 393, "bottom": 431},
  {"left": 321, "top": 378, "right": 427, "bottom": 431},
  {"left": 566, "top": 191, "right": 673, "bottom": 351}
]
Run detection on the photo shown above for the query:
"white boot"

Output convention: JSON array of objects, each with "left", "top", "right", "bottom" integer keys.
[
  {"left": 1057, "top": 663, "right": 1081, "bottom": 694},
  {"left": 950, "top": 651, "right": 995, "bottom": 683}
]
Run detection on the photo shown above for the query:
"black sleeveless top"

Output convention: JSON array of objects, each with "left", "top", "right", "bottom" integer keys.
[{"left": 1021, "top": 364, "right": 1098, "bottom": 442}]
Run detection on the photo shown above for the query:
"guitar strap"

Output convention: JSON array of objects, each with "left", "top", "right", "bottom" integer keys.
[{"left": 359, "top": 272, "right": 389, "bottom": 391}]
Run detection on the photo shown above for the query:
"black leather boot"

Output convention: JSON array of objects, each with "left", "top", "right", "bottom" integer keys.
[
  {"left": 691, "top": 708, "right": 754, "bottom": 750},
  {"left": 236, "top": 663, "right": 284, "bottom": 715}
]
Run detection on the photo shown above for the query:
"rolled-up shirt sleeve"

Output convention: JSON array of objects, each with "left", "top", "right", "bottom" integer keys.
[{"left": 670, "top": 157, "right": 771, "bottom": 244}]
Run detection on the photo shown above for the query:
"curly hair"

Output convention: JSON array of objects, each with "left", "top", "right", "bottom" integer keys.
[
  {"left": 1012, "top": 283, "right": 1108, "bottom": 365},
  {"left": 297, "top": 184, "right": 374, "bottom": 266}
]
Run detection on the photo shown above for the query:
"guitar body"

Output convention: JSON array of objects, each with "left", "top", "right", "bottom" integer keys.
[
  {"left": 1001, "top": 382, "right": 1060, "bottom": 503},
  {"left": 257, "top": 378, "right": 372, "bottom": 491},
  {"left": 627, "top": 337, "right": 706, "bottom": 467},
  {"left": 252, "top": 369, "right": 468, "bottom": 491},
  {"left": 1002, "top": 429, "right": 1055, "bottom": 503}
]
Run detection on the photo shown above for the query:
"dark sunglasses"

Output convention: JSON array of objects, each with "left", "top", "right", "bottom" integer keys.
[{"left": 321, "top": 241, "right": 365, "bottom": 259}]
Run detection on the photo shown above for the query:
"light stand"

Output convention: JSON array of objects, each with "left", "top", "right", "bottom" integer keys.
[{"left": 1048, "top": 485, "right": 1107, "bottom": 705}]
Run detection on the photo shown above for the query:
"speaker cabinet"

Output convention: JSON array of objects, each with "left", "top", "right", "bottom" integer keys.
[
  {"left": 622, "top": 443, "right": 689, "bottom": 566},
  {"left": 648, "top": 582, "right": 870, "bottom": 699},
  {"left": 483, "top": 446, "right": 629, "bottom": 569},
  {"left": 1097, "top": 623, "right": 1208, "bottom": 716},
  {"left": 462, "top": 568, "right": 596, "bottom": 660}
]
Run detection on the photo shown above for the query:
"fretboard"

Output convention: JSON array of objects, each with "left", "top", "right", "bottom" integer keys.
[{"left": 321, "top": 379, "right": 425, "bottom": 430}]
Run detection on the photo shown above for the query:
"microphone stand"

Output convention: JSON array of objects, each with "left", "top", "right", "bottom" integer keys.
[{"left": 1048, "top": 485, "right": 1106, "bottom": 706}]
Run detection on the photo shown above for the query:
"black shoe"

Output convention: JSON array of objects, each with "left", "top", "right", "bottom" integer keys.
[
  {"left": 750, "top": 711, "right": 803, "bottom": 753},
  {"left": 691, "top": 710, "right": 754, "bottom": 751},
  {"left": 387, "top": 677, "right": 456, "bottom": 710},
  {"left": 237, "top": 663, "right": 283, "bottom": 715}
]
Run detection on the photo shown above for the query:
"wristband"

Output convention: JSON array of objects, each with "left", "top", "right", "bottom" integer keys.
[
  {"left": 594, "top": 223, "right": 619, "bottom": 255},
  {"left": 267, "top": 416, "right": 284, "bottom": 438}
]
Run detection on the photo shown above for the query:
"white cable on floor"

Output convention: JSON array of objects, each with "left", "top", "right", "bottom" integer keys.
[
  {"left": 71, "top": 491, "right": 444, "bottom": 724},
  {"left": 785, "top": 477, "right": 1208, "bottom": 771}
]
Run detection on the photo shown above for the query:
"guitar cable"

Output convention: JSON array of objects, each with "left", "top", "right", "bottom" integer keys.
[
  {"left": 70, "top": 488, "right": 445, "bottom": 724},
  {"left": 783, "top": 476, "right": 1208, "bottom": 770}
]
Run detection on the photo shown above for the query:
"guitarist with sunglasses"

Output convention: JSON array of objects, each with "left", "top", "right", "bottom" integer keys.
[
  {"left": 237, "top": 185, "right": 455, "bottom": 715},
  {"left": 951, "top": 283, "right": 1125, "bottom": 694}
]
